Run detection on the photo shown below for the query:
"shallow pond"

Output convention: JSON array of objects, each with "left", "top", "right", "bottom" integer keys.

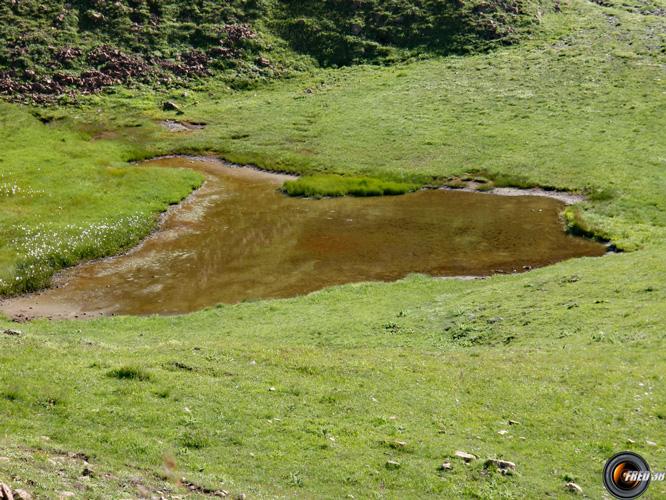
[{"left": 3, "top": 157, "right": 606, "bottom": 318}]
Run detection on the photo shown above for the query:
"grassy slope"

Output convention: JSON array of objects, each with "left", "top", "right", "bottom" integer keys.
[
  {"left": 0, "top": 104, "right": 202, "bottom": 294},
  {"left": 1, "top": 0, "right": 666, "bottom": 498},
  {"left": 111, "top": 0, "right": 662, "bottom": 250}
]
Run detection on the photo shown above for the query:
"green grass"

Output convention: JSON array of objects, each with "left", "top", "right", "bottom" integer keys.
[
  {"left": 1, "top": 253, "right": 665, "bottom": 498},
  {"left": 282, "top": 174, "right": 418, "bottom": 197},
  {"left": 0, "top": 0, "right": 665, "bottom": 497},
  {"left": 0, "top": 104, "right": 203, "bottom": 295}
]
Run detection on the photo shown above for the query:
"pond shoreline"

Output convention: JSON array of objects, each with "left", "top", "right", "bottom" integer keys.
[{"left": 0, "top": 155, "right": 604, "bottom": 322}]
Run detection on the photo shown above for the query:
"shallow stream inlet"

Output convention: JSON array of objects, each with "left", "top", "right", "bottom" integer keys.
[{"left": 1, "top": 157, "right": 607, "bottom": 319}]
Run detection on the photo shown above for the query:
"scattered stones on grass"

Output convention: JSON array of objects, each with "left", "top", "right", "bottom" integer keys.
[
  {"left": 2, "top": 329, "right": 21, "bottom": 336},
  {"left": 438, "top": 461, "right": 453, "bottom": 471},
  {"left": 485, "top": 459, "right": 516, "bottom": 475},
  {"left": 181, "top": 478, "right": 228, "bottom": 497},
  {"left": 454, "top": 450, "right": 477, "bottom": 462},
  {"left": 385, "top": 460, "right": 401, "bottom": 469},
  {"left": 565, "top": 482, "right": 583, "bottom": 494}
]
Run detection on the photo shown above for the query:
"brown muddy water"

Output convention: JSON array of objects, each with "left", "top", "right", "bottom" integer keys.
[{"left": 2, "top": 157, "right": 607, "bottom": 318}]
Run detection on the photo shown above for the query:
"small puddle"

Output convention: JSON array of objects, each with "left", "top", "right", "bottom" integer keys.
[{"left": 1, "top": 157, "right": 607, "bottom": 319}]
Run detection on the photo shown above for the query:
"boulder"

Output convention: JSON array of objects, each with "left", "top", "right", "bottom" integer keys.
[
  {"left": 454, "top": 450, "right": 477, "bottom": 462},
  {"left": 162, "top": 101, "right": 183, "bottom": 114},
  {"left": 565, "top": 482, "right": 583, "bottom": 494}
]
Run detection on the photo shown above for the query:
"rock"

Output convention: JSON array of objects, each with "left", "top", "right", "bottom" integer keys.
[
  {"left": 485, "top": 459, "right": 516, "bottom": 473},
  {"left": 2, "top": 329, "right": 21, "bottom": 336},
  {"left": 454, "top": 450, "right": 477, "bottom": 462},
  {"left": 82, "top": 467, "right": 94, "bottom": 477},
  {"left": 162, "top": 101, "right": 183, "bottom": 114},
  {"left": 438, "top": 461, "right": 453, "bottom": 471},
  {"left": 385, "top": 460, "right": 401, "bottom": 469},
  {"left": 13, "top": 490, "right": 31, "bottom": 500},
  {"left": 565, "top": 482, "right": 583, "bottom": 494},
  {"left": 646, "top": 440, "right": 657, "bottom": 446},
  {"left": 0, "top": 483, "right": 14, "bottom": 500},
  {"left": 508, "top": 419, "right": 520, "bottom": 426},
  {"left": 268, "top": 387, "right": 276, "bottom": 392},
  {"left": 497, "top": 429, "right": 509, "bottom": 435}
]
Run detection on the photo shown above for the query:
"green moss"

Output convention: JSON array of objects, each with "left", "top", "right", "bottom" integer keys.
[{"left": 282, "top": 175, "right": 418, "bottom": 198}]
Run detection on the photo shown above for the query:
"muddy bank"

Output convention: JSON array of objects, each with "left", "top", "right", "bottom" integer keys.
[
  {"left": 0, "top": 157, "right": 607, "bottom": 320},
  {"left": 440, "top": 185, "right": 585, "bottom": 205}
]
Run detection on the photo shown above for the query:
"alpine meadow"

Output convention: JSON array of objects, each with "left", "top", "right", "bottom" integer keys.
[{"left": 0, "top": 0, "right": 665, "bottom": 498}]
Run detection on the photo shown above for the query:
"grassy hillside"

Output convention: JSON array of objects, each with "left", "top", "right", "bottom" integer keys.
[
  {"left": 0, "top": 0, "right": 665, "bottom": 497},
  {"left": 0, "top": 0, "right": 544, "bottom": 102}
]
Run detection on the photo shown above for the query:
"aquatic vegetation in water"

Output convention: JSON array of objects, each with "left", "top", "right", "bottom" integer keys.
[{"left": 282, "top": 174, "right": 418, "bottom": 198}]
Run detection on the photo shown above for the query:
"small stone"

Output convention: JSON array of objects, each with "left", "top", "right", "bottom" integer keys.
[
  {"left": 391, "top": 440, "right": 407, "bottom": 448},
  {"left": 454, "top": 450, "right": 477, "bottom": 462},
  {"left": 162, "top": 101, "right": 183, "bottom": 114},
  {"left": 627, "top": 438, "right": 636, "bottom": 444},
  {"left": 2, "top": 329, "right": 21, "bottom": 336},
  {"left": 268, "top": 387, "right": 276, "bottom": 392},
  {"left": 82, "top": 467, "right": 94, "bottom": 477},
  {"left": 385, "top": 460, "right": 401, "bottom": 469},
  {"left": 485, "top": 459, "right": 516, "bottom": 472},
  {"left": 508, "top": 420, "right": 520, "bottom": 426},
  {"left": 13, "top": 490, "right": 31, "bottom": 500},
  {"left": 59, "top": 493, "right": 75, "bottom": 499},
  {"left": 497, "top": 429, "right": 509, "bottom": 435},
  {"left": 646, "top": 440, "right": 657, "bottom": 446},
  {"left": 234, "top": 494, "right": 246, "bottom": 500},
  {"left": 438, "top": 461, "right": 453, "bottom": 471},
  {"left": 564, "top": 482, "right": 583, "bottom": 494},
  {"left": 0, "top": 483, "right": 14, "bottom": 500}
]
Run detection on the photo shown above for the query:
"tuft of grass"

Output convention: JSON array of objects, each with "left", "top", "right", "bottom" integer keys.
[
  {"left": 179, "top": 430, "right": 211, "bottom": 450},
  {"left": 586, "top": 186, "right": 616, "bottom": 202},
  {"left": 282, "top": 175, "right": 418, "bottom": 198},
  {"left": 107, "top": 366, "right": 152, "bottom": 382},
  {"left": 562, "top": 206, "right": 610, "bottom": 243}
]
